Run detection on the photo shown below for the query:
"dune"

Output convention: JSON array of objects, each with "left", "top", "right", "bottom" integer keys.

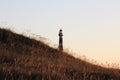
[{"left": 0, "top": 28, "right": 120, "bottom": 80}]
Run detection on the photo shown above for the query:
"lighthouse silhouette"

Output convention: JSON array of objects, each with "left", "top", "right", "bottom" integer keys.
[{"left": 58, "top": 29, "right": 63, "bottom": 51}]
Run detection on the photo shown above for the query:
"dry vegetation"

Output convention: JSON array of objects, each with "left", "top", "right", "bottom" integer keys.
[{"left": 0, "top": 28, "right": 120, "bottom": 80}]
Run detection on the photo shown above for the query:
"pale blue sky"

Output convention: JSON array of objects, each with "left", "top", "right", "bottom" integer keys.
[{"left": 0, "top": 0, "right": 120, "bottom": 65}]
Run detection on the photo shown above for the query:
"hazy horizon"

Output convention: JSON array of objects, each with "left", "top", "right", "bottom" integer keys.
[{"left": 0, "top": 0, "right": 120, "bottom": 65}]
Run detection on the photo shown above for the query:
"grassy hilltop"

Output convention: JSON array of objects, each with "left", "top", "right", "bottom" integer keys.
[{"left": 0, "top": 28, "right": 120, "bottom": 80}]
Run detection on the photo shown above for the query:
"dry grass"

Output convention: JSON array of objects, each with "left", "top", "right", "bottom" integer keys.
[{"left": 0, "top": 28, "right": 120, "bottom": 80}]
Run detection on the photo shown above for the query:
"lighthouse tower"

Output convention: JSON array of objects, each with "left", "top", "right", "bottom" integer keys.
[{"left": 58, "top": 29, "right": 63, "bottom": 51}]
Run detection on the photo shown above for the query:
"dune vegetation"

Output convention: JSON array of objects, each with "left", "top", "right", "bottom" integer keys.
[{"left": 0, "top": 28, "right": 120, "bottom": 80}]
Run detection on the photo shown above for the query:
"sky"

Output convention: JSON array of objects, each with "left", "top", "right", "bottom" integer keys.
[{"left": 0, "top": 0, "right": 120, "bottom": 66}]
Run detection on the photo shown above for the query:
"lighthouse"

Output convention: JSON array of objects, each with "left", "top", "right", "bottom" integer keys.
[{"left": 58, "top": 29, "right": 63, "bottom": 51}]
